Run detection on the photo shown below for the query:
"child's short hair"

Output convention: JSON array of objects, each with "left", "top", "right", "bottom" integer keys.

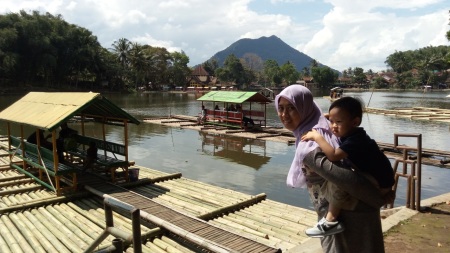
[{"left": 329, "top": 97, "right": 364, "bottom": 121}]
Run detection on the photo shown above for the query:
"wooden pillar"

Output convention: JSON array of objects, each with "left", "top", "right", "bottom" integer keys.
[
  {"left": 20, "top": 125, "right": 26, "bottom": 171},
  {"left": 51, "top": 130, "right": 58, "bottom": 173},
  {"left": 124, "top": 120, "right": 128, "bottom": 162},
  {"left": 102, "top": 117, "right": 107, "bottom": 157}
]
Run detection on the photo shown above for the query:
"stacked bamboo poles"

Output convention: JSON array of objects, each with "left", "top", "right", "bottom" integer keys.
[
  {"left": 0, "top": 196, "right": 199, "bottom": 253},
  {"left": 366, "top": 107, "right": 450, "bottom": 123}
]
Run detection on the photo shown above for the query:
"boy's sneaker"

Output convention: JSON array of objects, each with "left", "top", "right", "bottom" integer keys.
[{"left": 305, "top": 217, "right": 345, "bottom": 238}]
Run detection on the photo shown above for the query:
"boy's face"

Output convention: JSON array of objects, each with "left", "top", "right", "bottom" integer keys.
[
  {"left": 277, "top": 97, "right": 301, "bottom": 131},
  {"left": 328, "top": 107, "right": 360, "bottom": 138}
]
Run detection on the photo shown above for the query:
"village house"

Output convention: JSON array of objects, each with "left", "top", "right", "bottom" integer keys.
[{"left": 185, "top": 65, "right": 219, "bottom": 91}]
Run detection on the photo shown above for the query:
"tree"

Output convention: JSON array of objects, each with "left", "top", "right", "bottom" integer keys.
[
  {"left": 128, "top": 42, "right": 146, "bottom": 90},
  {"left": 241, "top": 53, "right": 264, "bottom": 72},
  {"left": 280, "top": 61, "right": 299, "bottom": 85},
  {"left": 112, "top": 38, "right": 130, "bottom": 68},
  {"left": 202, "top": 59, "right": 218, "bottom": 76},
  {"left": 385, "top": 51, "right": 413, "bottom": 73},
  {"left": 447, "top": 10, "right": 450, "bottom": 41},
  {"left": 169, "top": 51, "right": 190, "bottom": 88},
  {"left": 263, "top": 59, "right": 281, "bottom": 86},
  {"left": 352, "top": 67, "right": 366, "bottom": 84},
  {"left": 310, "top": 59, "right": 319, "bottom": 68},
  {"left": 216, "top": 54, "right": 248, "bottom": 88},
  {"left": 142, "top": 46, "right": 171, "bottom": 89},
  {"left": 311, "top": 66, "right": 338, "bottom": 88}
]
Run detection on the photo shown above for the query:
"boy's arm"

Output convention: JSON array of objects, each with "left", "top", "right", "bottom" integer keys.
[{"left": 301, "top": 130, "right": 347, "bottom": 161}]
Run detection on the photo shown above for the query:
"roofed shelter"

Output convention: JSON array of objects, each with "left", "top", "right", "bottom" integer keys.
[
  {"left": 0, "top": 92, "right": 140, "bottom": 195},
  {"left": 197, "top": 91, "right": 272, "bottom": 128}
]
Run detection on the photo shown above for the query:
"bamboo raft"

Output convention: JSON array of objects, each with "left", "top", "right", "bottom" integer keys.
[
  {"left": 365, "top": 106, "right": 450, "bottom": 123},
  {"left": 85, "top": 181, "right": 281, "bottom": 252},
  {"left": 0, "top": 150, "right": 318, "bottom": 252},
  {"left": 144, "top": 116, "right": 450, "bottom": 169}
]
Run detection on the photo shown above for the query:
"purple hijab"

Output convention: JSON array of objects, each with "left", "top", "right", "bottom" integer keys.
[{"left": 275, "top": 85, "right": 339, "bottom": 188}]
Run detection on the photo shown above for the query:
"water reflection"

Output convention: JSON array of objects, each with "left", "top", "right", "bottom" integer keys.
[{"left": 199, "top": 132, "right": 270, "bottom": 170}]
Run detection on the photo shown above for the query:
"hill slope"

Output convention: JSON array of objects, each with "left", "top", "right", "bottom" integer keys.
[{"left": 209, "top": 35, "right": 325, "bottom": 71}]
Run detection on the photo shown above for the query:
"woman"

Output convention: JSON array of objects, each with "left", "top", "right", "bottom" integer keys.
[{"left": 275, "top": 85, "right": 385, "bottom": 253}]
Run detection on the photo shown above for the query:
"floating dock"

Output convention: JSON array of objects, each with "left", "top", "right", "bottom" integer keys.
[
  {"left": 365, "top": 106, "right": 450, "bottom": 123},
  {"left": 144, "top": 115, "right": 450, "bottom": 169},
  {"left": 0, "top": 136, "right": 317, "bottom": 252}
]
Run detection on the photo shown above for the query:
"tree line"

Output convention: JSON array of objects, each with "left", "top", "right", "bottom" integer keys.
[
  {"left": 0, "top": 11, "right": 191, "bottom": 91},
  {"left": 1, "top": 10, "right": 449, "bottom": 92}
]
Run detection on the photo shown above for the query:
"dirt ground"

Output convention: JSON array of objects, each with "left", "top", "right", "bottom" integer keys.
[{"left": 384, "top": 202, "right": 450, "bottom": 253}]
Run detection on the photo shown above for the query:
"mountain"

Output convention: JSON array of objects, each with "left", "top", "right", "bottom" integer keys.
[{"left": 208, "top": 35, "right": 327, "bottom": 71}]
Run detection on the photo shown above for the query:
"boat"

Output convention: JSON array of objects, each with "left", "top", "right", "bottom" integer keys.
[{"left": 323, "top": 87, "right": 343, "bottom": 102}]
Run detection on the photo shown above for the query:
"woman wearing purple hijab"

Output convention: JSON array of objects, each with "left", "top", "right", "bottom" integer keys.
[{"left": 275, "top": 85, "right": 385, "bottom": 253}]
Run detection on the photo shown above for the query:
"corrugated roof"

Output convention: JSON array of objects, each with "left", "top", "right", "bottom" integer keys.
[
  {"left": 197, "top": 91, "right": 272, "bottom": 103},
  {"left": 0, "top": 92, "right": 140, "bottom": 131}
]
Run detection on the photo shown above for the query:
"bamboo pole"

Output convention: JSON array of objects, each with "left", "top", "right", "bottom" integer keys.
[
  {"left": 197, "top": 193, "right": 266, "bottom": 221},
  {"left": 0, "top": 231, "right": 13, "bottom": 253},
  {"left": 57, "top": 203, "right": 105, "bottom": 239},
  {"left": 9, "top": 213, "right": 47, "bottom": 253},
  {"left": 45, "top": 205, "right": 91, "bottom": 248},
  {"left": 0, "top": 174, "right": 28, "bottom": 182},
  {"left": 31, "top": 207, "right": 81, "bottom": 252},
  {"left": 0, "top": 178, "right": 35, "bottom": 187},
  {"left": 17, "top": 213, "right": 59, "bottom": 253},
  {"left": 0, "top": 215, "right": 25, "bottom": 253},
  {"left": 23, "top": 210, "right": 71, "bottom": 253},
  {"left": 139, "top": 209, "right": 236, "bottom": 253},
  {"left": 160, "top": 235, "right": 196, "bottom": 253},
  {"left": 0, "top": 185, "right": 42, "bottom": 197}
]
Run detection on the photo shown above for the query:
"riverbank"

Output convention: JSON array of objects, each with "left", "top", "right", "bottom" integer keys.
[{"left": 293, "top": 192, "right": 450, "bottom": 253}]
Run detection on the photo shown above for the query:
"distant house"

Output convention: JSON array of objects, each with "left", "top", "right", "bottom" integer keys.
[
  {"left": 377, "top": 72, "right": 397, "bottom": 86},
  {"left": 299, "top": 76, "right": 317, "bottom": 89},
  {"left": 337, "top": 76, "right": 352, "bottom": 87},
  {"left": 186, "top": 65, "right": 218, "bottom": 89}
]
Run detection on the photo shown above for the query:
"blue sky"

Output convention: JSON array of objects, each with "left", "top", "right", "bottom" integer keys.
[{"left": 2, "top": 0, "right": 449, "bottom": 71}]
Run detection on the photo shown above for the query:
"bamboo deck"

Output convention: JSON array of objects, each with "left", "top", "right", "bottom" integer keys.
[
  {"left": 365, "top": 106, "right": 450, "bottom": 123},
  {"left": 85, "top": 182, "right": 280, "bottom": 252},
  {"left": 0, "top": 143, "right": 318, "bottom": 252}
]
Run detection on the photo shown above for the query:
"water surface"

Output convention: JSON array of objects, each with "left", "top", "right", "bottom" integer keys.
[{"left": 1, "top": 90, "right": 450, "bottom": 210}]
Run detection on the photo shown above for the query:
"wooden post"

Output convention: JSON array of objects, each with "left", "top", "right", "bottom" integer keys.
[{"left": 124, "top": 119, "right": 129, "bottom": 182}]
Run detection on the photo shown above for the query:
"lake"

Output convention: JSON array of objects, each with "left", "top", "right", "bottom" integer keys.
[{"left": 1, "top": 90, "right": 450, "bottom": 210}]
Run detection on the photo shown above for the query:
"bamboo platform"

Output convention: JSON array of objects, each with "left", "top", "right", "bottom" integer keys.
[
  {"left": 144, "top": 115, "right": 297, "bottom": 145},
  {"left": 144, "top": 115, "right": 450, "bottom": 169},
  {"left": 0, "top": 146, "right": 318, "bottom": 252},
  {"left": 365, "top": 106, "right": 450, "bottom": 123},
  {"left": 85, "top": 182, "right": 280, "bottom": 252}
]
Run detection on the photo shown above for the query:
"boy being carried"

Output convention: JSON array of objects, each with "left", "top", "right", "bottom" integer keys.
[{"left": 301, "top": 96, "right": 395, "bottom": 237}]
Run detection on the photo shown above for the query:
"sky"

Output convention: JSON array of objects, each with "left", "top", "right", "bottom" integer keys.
[{"left": 1, "top": 0, "right": 449, "bottom": 72}]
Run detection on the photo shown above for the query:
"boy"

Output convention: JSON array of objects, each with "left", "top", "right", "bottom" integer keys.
[{"left": 301, "top": 96, "right": 395, "bottom": 237}]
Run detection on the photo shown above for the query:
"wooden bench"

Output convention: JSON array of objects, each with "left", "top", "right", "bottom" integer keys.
[
  {"left": 8, "top": 135, "right": 78, "bottom": 195},
  {"left": 67, "top": 134, "right": 130, "bottom": 182},
  {"left": 242, "top": 110, "right": 266, "bottom": 126},
  {"left": 205, "top": 109, "right": 243, "bottom": 128}
]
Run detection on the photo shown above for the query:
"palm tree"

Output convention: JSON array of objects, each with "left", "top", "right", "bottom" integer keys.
[
  {"left": 128, "top": 42, "right": 146, "bottom": 90},
  {"left": 111, "top": 38, "right": 131, "bottom": 86},
  {"left": 112, "top": 38, "right": 131, "bottom": 68}
]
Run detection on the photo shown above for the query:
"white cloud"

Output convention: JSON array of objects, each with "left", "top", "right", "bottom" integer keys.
[
  {"left": 1, "top": 0, "right": 448, "bottom": 71},
  {"left": 301, "top": 2, "right": 449, "bottom": 71}
]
